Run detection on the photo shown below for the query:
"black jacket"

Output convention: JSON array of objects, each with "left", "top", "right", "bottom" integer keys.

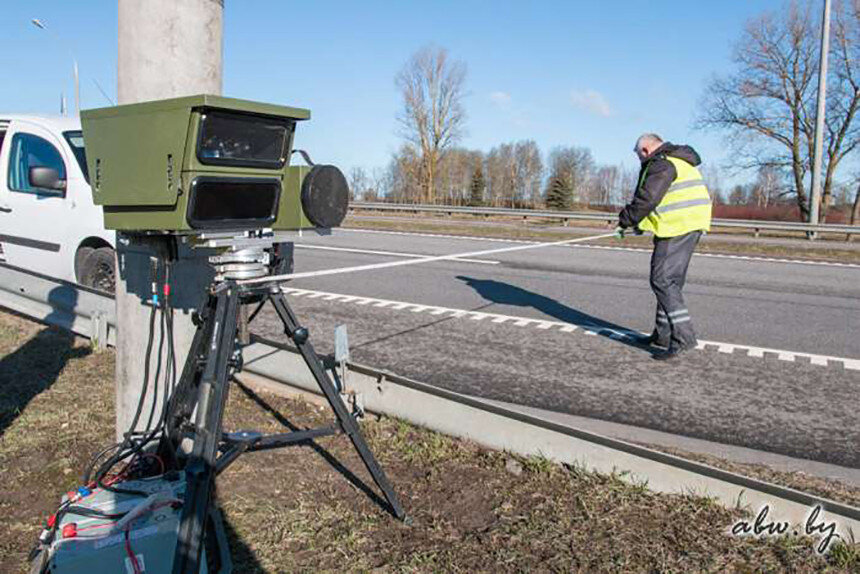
[{"left": 618, "top": 143, "right": 702, "bottom": 229}]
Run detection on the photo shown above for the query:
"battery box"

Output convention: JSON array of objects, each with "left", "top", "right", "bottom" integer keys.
[{"left": 35, "top": 473, "right": 231, "bottom": 574}]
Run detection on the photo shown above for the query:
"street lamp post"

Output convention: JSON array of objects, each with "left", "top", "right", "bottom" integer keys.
[
  {"left": 809, "top": 0, "right": 832, "bottom": 236},
  {"left": 31, "top": 18, "right": 79, "bottom": 116}
]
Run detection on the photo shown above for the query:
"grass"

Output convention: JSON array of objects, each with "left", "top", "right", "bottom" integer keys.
[
  {"left": 0, "top": 309, "right": 859, "bottom": 572},
  {"left": 344, "top": 213, "right": 860, "bottom": 264}
]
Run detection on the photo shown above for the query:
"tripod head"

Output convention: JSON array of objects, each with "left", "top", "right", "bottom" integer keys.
[{"left": 186, "top": 230, "right": 305, "bottom": 283}]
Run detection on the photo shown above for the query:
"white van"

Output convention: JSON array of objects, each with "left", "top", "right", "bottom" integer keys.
[{"left": 0, "top": 115, "right": 115, "bottom": 291}]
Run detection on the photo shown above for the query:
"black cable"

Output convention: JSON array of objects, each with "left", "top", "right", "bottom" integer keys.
[
  {"left": 82, "top": 441, "right": 123, "bottom": 484},
  {"left": 163, "top": 261, "right": 177, "bottom": 418},
  {"left": 125, "top": 304, "right": 158, "bottom": 441},
  {"left": 143, "top": 306, "right": 166, "bottom": 433},
  {"left": 93, "top": 274, "right": 163, "bottom": 497},
  {"left": 291, "top": 148, "right": 315, "bottom": 166}
]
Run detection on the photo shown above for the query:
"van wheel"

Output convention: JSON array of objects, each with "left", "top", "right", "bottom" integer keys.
[
  {"left": 81, "top": 247, "right": 116, "bottom": 294},
  {"left": 74, "top": 247, "right": 94, "bottom": 284}
]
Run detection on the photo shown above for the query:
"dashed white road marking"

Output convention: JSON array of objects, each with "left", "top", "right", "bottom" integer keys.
[
  {"left": 283, "top": 286, "right": 860, "bottom": 371},
  {"left": 295, "top": 243, "right": 500, "bottom": 265},
  {"left": 340, "top": 228, "right": 860, "bottom": 269}
]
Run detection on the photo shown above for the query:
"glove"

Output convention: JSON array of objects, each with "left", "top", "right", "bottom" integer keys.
[{"left": 613, "top": 226, "right": 626, "bottom": 240}]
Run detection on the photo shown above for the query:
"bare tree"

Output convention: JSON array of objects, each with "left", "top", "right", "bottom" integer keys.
[
  {"left": 395, "top": 46, "right": 467, "bottom": 204},
  {"left": 697, "top": 0, "right": 860, "bottom": 222},
  {"left": 348, "top": 166, "right": 368, "bottom": 201},
  {"left": 514, "top": 140, "right": 543, "bottom": 208},
  {"left": 594, "top": 165, "right": 619, "bottom": 207},
  {"left": 749, "top": 165, "right": 785, "bottom": 208},
  {"left": 368, "top": 167, "right": 388, "bottom": 201},
  {"left": 438, "top": 148, "right": 483, "bottom": 205},
  {"left": 485, "top": 143, "right": 515, "bottom": 207},
  {"left": 386, "top": 145, "right": 423, "bottom": 203},
  {"left": 614, "top": 164, "right": 638, "bottom": 206},
  {"left": 547, "top": 146, "right": 594, "bottom": 205},
  {"left": 729, "top": 184, "right": 749, "bottom": 206}
]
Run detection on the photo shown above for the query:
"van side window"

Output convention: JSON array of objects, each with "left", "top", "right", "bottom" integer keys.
[{"left": 7, "top": 132, "right": 66, "bottom": 195}]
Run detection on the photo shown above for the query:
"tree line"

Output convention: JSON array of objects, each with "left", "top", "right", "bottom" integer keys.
[{"left": 348, "top": 141, "right": 637, "bottom": 210}]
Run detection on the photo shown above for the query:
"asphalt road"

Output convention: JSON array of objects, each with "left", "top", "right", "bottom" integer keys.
[{"left": 251, "top": 228, "right": 860, "bottom": 468}]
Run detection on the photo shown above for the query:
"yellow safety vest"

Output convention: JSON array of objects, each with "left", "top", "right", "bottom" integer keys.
[{"left": 637, "top": 156, "right": 712, "bottom": 238}]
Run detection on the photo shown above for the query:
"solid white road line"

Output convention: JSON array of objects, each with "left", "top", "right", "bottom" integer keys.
[
  {"left": 282, "top": 286, "right": 860, "bottom": 371},
  {"left": 294, "top": 243, "right": 499, "bottom": 265}
]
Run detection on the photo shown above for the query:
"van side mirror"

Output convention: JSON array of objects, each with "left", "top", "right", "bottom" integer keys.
[{"left": 29, "top": 166, "right": 67, "bottom": 194}]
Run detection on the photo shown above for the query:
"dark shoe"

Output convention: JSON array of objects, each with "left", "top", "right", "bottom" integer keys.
[
  {"left": 652, "top": 345, "right": 692, "bottom": 361},
  {"left": 632, "top": 332, "right": 669, "bottom": 348}
]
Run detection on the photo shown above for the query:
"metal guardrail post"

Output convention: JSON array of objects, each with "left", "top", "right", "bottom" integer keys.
[{"left": 91, "top": 310, "right": 108, "bottom": 351}]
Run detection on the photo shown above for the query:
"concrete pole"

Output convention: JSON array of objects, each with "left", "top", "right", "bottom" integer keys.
[
  {"left": 115, "top": 0, "right": 223, "bottom": 438},
  {"left": 809, "top": 0, "right": 832, "bottom": 234},
  {"left": 118, "top": 0, "right": 223, "bottom": 103}
]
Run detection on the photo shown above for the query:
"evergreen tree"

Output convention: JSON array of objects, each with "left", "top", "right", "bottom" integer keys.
[
  {"left": 468, "top": 165, "right": 485, "bottom": 206},
  {"left": 545, "top": 176, "right": 572, "bottom": 210}
]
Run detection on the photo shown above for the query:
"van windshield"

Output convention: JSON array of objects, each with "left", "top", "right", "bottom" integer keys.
[{"left": 63, "top": 131, "right": 89, "bottom": 183}]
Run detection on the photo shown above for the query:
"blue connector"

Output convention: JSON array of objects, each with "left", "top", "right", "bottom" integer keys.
[{"left": 77, "top": 486, "right": 92, "bottom": 498}]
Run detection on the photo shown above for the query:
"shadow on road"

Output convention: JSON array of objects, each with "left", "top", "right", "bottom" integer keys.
[
  {"left": 456, "top": 275, "right": 649, "bottom": 351},
  {"left": 0, "top": 286, "right": 90, "bottom": 437},
  {"left": 350, "top": 302, "right": 497, "bottom": 352}
]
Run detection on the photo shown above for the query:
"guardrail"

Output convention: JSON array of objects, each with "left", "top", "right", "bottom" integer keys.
[
  {"left": 0, "top": 263, "right": 115, "bottom": 348},
  {"left": 350, "top": 201, "right": 860, "bottom": 239},
  {"left": 2, "top": 263, "right": 859, "bottom": 543}
]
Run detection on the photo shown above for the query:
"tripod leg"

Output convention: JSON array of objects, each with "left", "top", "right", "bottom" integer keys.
[
  {"left": 173, "top": 285, "right": 241, "bottom": 574},
  {"left": 161, "top": 295, "right": 217, "bottom": 464},
  {"left": 269, "top": 288, "right": 407, "bottom": 520}
]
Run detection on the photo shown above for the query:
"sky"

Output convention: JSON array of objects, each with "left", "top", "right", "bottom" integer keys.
[{"left": 0, "top": 0, "right": 791, "bottom": 184}]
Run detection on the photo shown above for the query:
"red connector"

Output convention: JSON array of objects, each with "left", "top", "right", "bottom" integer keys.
[{"left": 61, "top": 523, "right": 78, "bottom": 539}]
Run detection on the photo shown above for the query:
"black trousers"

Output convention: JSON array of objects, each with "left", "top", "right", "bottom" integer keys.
[{"left": 649, "top": 230, "right": 701, "bottom": 350}]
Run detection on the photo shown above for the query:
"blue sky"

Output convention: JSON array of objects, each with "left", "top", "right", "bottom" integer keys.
[{"left": 0, "top": 0, "right": 788, "bottom": 181}]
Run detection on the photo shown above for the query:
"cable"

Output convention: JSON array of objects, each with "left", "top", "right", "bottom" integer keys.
[
  {"left": 239, "top": 232, "right": 617, "bottom": 285},
  {"left": 92, "top": 261, "right": 164, "bottom": 497},
  {"left": 126, "top": 529, "right": 143, "bottom": 574},
  {"left": 143, "top": 306, "right": 166, "bottom": 433}
]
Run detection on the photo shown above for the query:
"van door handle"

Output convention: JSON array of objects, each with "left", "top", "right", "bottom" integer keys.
[{"left": 0, "top": 204, "right": 11, "bottom": 213}]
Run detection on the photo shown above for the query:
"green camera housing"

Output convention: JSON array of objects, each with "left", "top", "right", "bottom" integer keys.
[{"left": 81, "top": 94, "right": 347, "bottom": 233}]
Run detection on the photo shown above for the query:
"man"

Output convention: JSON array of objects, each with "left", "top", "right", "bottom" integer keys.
[{"left": 617, "top": 133, "right": 712, "bottom": 360}]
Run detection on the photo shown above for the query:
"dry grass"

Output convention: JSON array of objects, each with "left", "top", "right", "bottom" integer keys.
[
  {"left": 639, "top": 443, "right": 860, "bottom": 510},
  {"left": 0, "top": 309, "right": 858, "bottom": 573}
]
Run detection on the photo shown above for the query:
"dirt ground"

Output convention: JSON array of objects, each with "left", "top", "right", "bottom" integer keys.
[{"left": 1, "top": 310, "right": 859, "bottom": 573}]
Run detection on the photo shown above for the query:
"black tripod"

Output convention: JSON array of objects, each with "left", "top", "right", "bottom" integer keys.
[{"left": 159, "top": 277, "right": 406, "bottom": 574}]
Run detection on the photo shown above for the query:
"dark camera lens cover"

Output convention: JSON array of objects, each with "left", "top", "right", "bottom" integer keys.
[
  {"left": 188, "top": 177, "right": 280, "bottom": 229},
  {"left": 300, "top": 165, "right": 349, "bottom": 228},
  {"left": 197, "top": 111, "right": 290, "bottom": 169}
]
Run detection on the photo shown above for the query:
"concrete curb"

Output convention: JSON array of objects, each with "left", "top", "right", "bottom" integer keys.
[{"left": 239, "top": 336, "right": 860, "bottom": 545}]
